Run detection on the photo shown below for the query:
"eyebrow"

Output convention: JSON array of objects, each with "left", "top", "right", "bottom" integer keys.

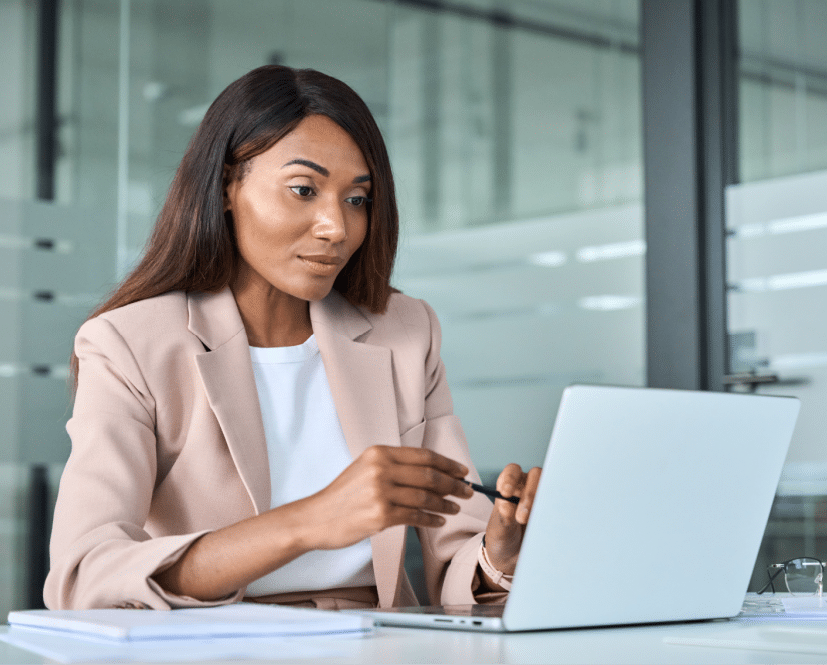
[{"left": 282, "top": 158, "right": 371, "bottom": 185}]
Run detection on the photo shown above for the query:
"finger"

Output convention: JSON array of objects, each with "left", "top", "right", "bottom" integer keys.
[
  {"left": 496, "top": 463, "right": 524, "bottom": 499},
  {"left": 389, "top": 463, "right": 474, "bottom": 500},
  {"left": 388, "top": 506, "right": 447, "bottom": 529},
  {"left": 385, "top": 446, "right": 469, "bottom": 479},
  {"left": 390, "top": 486, "right": 461, "bottom": 515},
  {"left": 490, "top": 464, "right": 524, "bottom": 522},
  {"left": 515, "top": 466, "right": 542, "bottom": 525}
]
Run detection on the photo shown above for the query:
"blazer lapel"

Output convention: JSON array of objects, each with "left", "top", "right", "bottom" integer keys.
[
  {"left": 188, "top": 289, "right": 271, "bottom": 516},
  {"left": 187, "top": 288, "right": 406, "bottom": 607},
  {"left": 310, "top": 292, "right": 406, "bottom": 608}
]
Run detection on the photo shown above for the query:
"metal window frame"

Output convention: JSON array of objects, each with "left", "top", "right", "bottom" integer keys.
[
  {"left": 31, "top": 0, "right": 60, "bottom": 611},
  {"left": 642, "top": 0, "right": 738, "bottom": 391}
]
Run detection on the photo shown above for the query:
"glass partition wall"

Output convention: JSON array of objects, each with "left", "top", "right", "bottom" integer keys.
[
  {"left": 4, "top": 0, "right": 824, "bottom": 614},
  {"left": 727, "top": 0, "right": 827, "bottom": 590},
  {"left": 120, "top": 0, "right": 644, "bottom": 478},
  {"left": 1, "top": 0, "right": 644, "bottom": 612}
]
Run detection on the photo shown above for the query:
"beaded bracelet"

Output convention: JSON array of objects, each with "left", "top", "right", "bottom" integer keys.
[{"left": 478, "top": 536, "right": 513, "bottom": 591}]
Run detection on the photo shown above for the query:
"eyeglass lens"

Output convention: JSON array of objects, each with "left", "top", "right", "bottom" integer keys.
[{"left": 784, "top": 558, "right": 824, "bottom": 595}]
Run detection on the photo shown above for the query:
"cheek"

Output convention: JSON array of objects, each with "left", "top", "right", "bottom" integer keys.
[
  {"left": 233, "top": 225, "right": 284, "bottom": 282},
  {"left": 234, "top": 203, "right": 291, "bottom": 254},
  {"left": 351, "top": 216, "right": 369, "bottom": 255},
  {"left": 234, "top": 217, "right": 264, "bottom": 259}
]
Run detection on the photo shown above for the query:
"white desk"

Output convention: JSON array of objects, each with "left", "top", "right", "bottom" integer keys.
[{"left": 3, "top": 618, "right": 827, "bottom": 664}]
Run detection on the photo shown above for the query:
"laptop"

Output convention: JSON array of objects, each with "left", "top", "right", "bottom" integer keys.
[{"left": 349, "top": 385, "right": 800, "bottom": 632}]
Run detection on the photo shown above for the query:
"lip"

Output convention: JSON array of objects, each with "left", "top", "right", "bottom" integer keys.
[
  {"left": 299, "top": 254, "right": 343, "bottom": 276},
  {"left": 300, "top": 254, "right": 343, "bottom": 265}
]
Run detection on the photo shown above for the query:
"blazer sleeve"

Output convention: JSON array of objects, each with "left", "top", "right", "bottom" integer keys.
[
  {"left": 44, "top": 316, "right": 243, "bottom": 610},
  {"left": 413, "top": 301, "right": 508, "bottom": 606}
]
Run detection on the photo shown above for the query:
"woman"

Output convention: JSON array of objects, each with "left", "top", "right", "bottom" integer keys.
[{"left": 45, "top": 65, "right": 541, "bottom": 611}]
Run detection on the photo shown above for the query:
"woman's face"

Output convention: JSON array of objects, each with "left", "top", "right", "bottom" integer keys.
[{"left": 225, "top": 114, "right": 371, "bottom": 305}]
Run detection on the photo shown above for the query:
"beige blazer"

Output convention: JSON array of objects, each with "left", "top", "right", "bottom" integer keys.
[{"left": 44, "top": 287, "right": 497, "bottom": 610}]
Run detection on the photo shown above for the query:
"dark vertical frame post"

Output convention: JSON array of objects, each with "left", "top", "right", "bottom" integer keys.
[
  {"left": 698, "top": 0, "right": 739, "bottom": 390},
  {"left": 31, "top": 0, "right": 59, "bottom": 609},
  {"left": 26, "top": 467, "right": 50, "bottom": 609},
  {"left": 36, "top": 0, "right": 59, "bottom": 200},
  {"left": 642, "top": 0, "right": 738, "bottom": 391}
]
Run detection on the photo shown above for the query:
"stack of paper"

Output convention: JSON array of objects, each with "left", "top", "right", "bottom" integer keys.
[
  {"left": 739, "top": 593, "right": 827, "bottom": 620},
  {"left": 1, "top": 603, "right": 372, "bottom": 663}
]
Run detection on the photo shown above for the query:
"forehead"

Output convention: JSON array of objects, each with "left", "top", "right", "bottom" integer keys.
[{"left": 253, "top": 115, "right": 368, "bottom": 172}]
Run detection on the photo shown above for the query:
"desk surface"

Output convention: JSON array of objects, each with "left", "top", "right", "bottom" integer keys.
[{"left": 3, "top": 617, "right": 827, "bottom": 664}]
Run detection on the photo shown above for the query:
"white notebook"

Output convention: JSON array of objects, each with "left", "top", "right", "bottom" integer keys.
[{"left": 7, "top": 603, "right": 371, "bottom": 641}]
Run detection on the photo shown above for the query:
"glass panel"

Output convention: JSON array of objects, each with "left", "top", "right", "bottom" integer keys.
[
  {"left": 389, "top": 2, "right": 643, "bottom": 477},
  {"left": 0, "top": 1, "right": 36, "bottom": 202},
  {"left": 1, "top": 0, "right": 644, "bottom": 610},
  {"left": 1, "top": 0, "right": 121, "bottom": 614},
  {"left": 53, "top": 0, "right": 121, "bottom": 209},
  {"left": 738, "top": 0, "right": 827, "bottom": 181},
  {"left": 1, "top": 0, "right": 43, "bottom": 618},
  {"left": 125, "top": 0, "right": 394, "bottom": 270},
  {"left": 729, "top": 0, "right": 827, "bottom": 591},
  {"left": 124, "top": 0, "right": 643, "bottom": 481}
]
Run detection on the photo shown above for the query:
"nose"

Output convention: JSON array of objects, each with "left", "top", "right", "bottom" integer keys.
[{"left": 312, "top": 198, "right": 348, "bottom": 243}]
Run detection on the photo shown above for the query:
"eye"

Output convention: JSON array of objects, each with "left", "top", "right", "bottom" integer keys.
[
  {"left": 289, "top": 185, "right": 315, "bottom": 197},
  {"left": 346, "top": 196, "right": 372, "bottom": 208}
]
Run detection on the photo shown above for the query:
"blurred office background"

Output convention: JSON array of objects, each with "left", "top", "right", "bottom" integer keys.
[{"left": 0, "top": 0, "right": 826, "bottom": 613}]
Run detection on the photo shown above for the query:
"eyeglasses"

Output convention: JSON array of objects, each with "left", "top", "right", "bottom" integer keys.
[{"left": 757, "top": 557, "right": 825, "bottom": 597}]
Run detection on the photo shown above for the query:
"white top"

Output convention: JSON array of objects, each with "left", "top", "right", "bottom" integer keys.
[{"left": 244, "top": 335, "right": 375, "bottom": 596}]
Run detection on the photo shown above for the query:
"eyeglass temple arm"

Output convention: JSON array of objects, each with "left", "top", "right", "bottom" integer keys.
[{"left": 757, "top": 566, "right": 785, "bottom": 595}]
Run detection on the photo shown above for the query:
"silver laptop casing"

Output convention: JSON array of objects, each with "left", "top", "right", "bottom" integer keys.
[{"left": 362, "top": 385, "right": 799, "bottom": 632}]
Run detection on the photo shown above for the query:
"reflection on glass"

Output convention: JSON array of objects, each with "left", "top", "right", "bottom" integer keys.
[
  {"left": 739, "top": 0, "right": 827, "bottom": 182},
  {"left": 2, "top": 0, "right": 645, "bottom": 611},
  {"left": 101, "top": 0, "right": 645, "bottom": 475},
  {"left": 727, "top": 169, "right": 827, "bottom": 590},
  {"left": 730, "top": 0, "right": 827, "bottom": 593}
]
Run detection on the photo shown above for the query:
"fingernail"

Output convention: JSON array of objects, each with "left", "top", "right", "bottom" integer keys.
[{"left": 502, "top": 483, "right": 514, "bottom": 496}]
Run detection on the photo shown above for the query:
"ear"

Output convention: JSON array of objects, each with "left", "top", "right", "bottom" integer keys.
[{"left": 222, "top": 164, "right": 234, "bottom": 213}]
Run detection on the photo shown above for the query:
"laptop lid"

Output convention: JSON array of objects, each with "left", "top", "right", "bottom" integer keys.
[{"left": 501, "top": 385, "right": 799, "bottom": 631}]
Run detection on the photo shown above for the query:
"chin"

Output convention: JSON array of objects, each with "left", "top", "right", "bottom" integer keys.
[{"left": 293, "top": 281, "right": 337, "bottom": 303}]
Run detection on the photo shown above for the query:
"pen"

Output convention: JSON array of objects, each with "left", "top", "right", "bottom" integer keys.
[{"left": 463, "top": 480, "right": 521, "bottom": 505}]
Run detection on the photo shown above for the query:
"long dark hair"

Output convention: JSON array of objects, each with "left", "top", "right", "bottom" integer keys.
[{"left": 72, "top": 65, "right": 399, "bottom": 382}]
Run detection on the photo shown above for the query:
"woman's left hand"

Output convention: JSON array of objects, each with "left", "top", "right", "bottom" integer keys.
[{"left": 481, "top": 464, "right": 542, "bottom": 585}]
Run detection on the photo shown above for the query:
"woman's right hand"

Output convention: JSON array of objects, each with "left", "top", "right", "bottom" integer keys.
[
  {"left": 154, "top": 445, "right": 473, "bottom": 601},
  {"left": 298, "top": 445, "right": 474, "bottom": 551}
]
